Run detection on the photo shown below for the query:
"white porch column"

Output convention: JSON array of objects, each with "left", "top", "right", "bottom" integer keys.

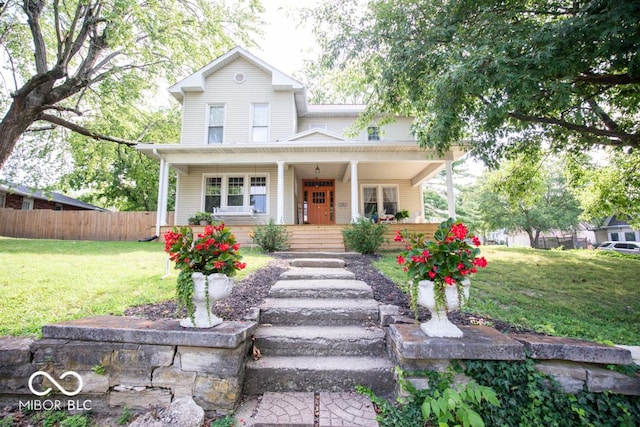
[
  {"left": 155, "top": 157, "right": 170, "bottom": 236},
  {"left": 276, "top": 161, "right": 285, "bottom": 224},
  {"left": 445, "top": 161, "right": 456, "bottom": 219},
  {"left": 350, "top": 161, "right": 359, "bottom": 222}
]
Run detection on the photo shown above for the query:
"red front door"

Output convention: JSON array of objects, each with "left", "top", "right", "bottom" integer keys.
[{"left": 303, "top": 180, "right": 335, "bottom": 225}]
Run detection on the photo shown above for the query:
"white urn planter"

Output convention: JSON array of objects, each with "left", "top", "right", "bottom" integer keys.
[
  {"left": 417, "top": 279, "right": 470, "bottom": 338},
  {"left": 180, "top": 272, "right": 233, "bottom": 328}
]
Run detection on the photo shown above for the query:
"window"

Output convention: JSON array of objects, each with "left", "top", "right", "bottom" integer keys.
[
  {"left": 610, "top": 232, "right": 620, "bottom": 241},
  {"left": 227, "top": 177, "right": 245, "bottom": 206},
  {"left": 250, "top": 177, "right": 267, "bottom": 213},
  {"left": 204, "top": 174, "right": 268, "bottom": 212},
  {"left": 204, "top": 177, "right": 222, "bottom": 212},
  {"left": 367, "top": 126, "right": 380, "bottom": 141},
  {"left": 0, "top": 193, "right": 4, "bottom": 208},
  {"left": 382, "top": 187, "right": 398, "bottom": 215},
  {"left": 252, "top": 104, "right": 269, "bottom": 142},
  {"left": 624, "top": 232, "right": 637, "bottom": 241},
  {"left": 363, "top": 187, "right": 378, "bottom": 217},
  {"left": 208, "top": 105, "right": 224, "bottom": 144},
  {"left": 21, "top": 198, "right": 33, "bottom": 210},
  {"left": 362, "top": 185, "right": 399, "bottom": 217}
]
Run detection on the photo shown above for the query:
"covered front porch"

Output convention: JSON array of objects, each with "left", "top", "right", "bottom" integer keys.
[
  {"left": 158, "top": 223, "right": 439, "bottom": 252},
  {"left": 138, "top": 141, "right": 464, "bottom": 234}
]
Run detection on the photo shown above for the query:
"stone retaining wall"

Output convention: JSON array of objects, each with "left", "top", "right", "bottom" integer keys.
[
  {"left": 0, "top": 316, "right": 257, "bottom": 416},
  {"left": 380, "top": 307, "right": 639, "bottom": 397},
  {"left": 1, "top": 313, "right": 638, "bottom": 418}
]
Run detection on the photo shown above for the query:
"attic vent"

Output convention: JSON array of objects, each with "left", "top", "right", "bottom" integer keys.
[{"left": 234, "top": 72, "right": 246, "bottom": 84}]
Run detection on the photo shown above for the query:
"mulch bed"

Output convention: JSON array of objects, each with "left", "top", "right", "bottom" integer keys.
[{"left": 124, "top": 253, "right": 531, "bottom": 335}]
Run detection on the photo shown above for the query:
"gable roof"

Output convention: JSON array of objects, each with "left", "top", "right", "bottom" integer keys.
[
  {"left": 168, "top": 46, "right": 307, "bottom": 110},
  {"left": 0, "top": 183, "right": 108, "bottom": 211},
  {"left": 284, "top": 128, "right": 348, "bottom": 142}
]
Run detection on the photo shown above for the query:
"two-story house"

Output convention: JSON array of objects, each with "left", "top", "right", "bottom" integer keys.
[{"left": 136, "top": 47, "right": 464, "bottom": 246}]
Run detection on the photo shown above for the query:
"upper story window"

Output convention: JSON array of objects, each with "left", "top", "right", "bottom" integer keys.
[
  {"left": 367, "top": 126, "right": 381, "bottom": 141},
  {"left": 252, "top": 104, "right": 269, "bottom": 143},
  {"left": 208, "top": 105, "right": 224, "bottom": 144}
]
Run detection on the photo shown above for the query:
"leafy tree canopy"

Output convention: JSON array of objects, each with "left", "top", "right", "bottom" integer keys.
[
  {"left": 0, "top": 0, "right": 263, "bottom": 169},
  {"left": 311, "top": 0, "right": 640, "bottom": 163},
  {"left": 476, "top": 154, "right": 582, "bottom": 248}
]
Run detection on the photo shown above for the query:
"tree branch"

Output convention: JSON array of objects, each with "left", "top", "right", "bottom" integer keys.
[
  {"left": 574, "top": 72, "right": 640, "bottom": 86},
  {"left": 586, "top": 98, "right": 619, "bottom": 133},
  {"left": 23, "top": 0, "right": 48, "bottom": 73},
  {"left": 508, "top": 112, "right": 640, "bottom": 147},
  {"left": 38, "top": 113, "right": 137, "bottom": 146}
]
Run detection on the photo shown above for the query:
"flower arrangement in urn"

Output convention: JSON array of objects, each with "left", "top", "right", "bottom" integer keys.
[
  {"left": 395, "top": 218, "right": 487, "bottom": 337},
  {"left": 164, "top": 222, "right": 246, "bottom": 327}
]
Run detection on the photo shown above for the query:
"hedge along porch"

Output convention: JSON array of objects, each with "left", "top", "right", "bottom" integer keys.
[{"left": 134, "top": 47, "right": 465, "bottom": 235}]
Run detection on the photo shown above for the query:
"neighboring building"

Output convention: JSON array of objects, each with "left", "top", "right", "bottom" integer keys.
[
  {"left": 504, "top": 223, "right": 596, "bottom": 249},
  {"left": 593, "top": 215, "right": 639, "bottom": 244},
  {"left": 0, "top": 183, "right": 107, "bottom": 211},
  {"left": 136, "top": 47, "right": 465, "bottom": 231}
]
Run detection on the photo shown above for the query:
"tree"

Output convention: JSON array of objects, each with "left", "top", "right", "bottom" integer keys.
[
  {"left": 476, "top": 155, "right": 582, "bottom": 248},
  {"left": 0, "top": 0, "right": 263, "bottom": 169},
  {"left": 565, "top": 149, "right": 640, "bottom": 228},
  {"left": 312, "top": 0, "right": 639, "bottom": 161},
  {"left": 60, "top": 108, "right": 181, "bottom": 211}
]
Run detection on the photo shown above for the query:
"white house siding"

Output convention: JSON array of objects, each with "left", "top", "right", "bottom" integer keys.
[
  {"left": 180, "top": 57, "right": 296, "bottom": 144},
  {"left": 297, "top": 116, "right": 415, "bottom": 141},
  {"left": 175, "top": 165, "right": 295, "bottom": 225}
]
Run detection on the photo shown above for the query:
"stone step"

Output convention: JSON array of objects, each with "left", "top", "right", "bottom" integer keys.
[
  {"left": 243, "top": 356, "right": 395, "bottom": 396},
  {"left": 289, "top": 258, "right": 346, "bottom": 268},
  {"left": 259, "top": 298, "right": 379, "bottom": 326},
  {"left": 253, "top": 325, "right": 387, "bottom": 357},
  {"left": 279, "top": 267, "right": 355, "bottom": 281},
  {"left": 268, "top": 279, "right": 373, "bottom": 299}
]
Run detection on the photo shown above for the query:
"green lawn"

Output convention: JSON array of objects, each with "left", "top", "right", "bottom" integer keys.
[
  {"left": 375, "top": 246, "right": 640, "bottom": 346},
  {"left": 0, "top": 237, "right": 271, "bottom": 336}
]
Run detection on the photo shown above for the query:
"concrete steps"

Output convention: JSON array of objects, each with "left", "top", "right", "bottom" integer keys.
[
  {"left": 268, "top": 279, "right": 373, "bottom": 299},
  {"left": 253, "top": 325, "right": 386, "bottom": 357},
  {"left": 244, "top": 258, "right": 395, "bottom": 398},
  {"left": 259, "top": 298, "right": 380, "bottom": 326},
  {"left": 244, "top": 355, "right": 394, "bottom": 395}
]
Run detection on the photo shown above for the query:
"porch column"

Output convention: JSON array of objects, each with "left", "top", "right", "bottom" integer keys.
[
  {"left": 155, "top": 157, "right": 170, "bottom": 236},
  {"left": 276, "top": 161, "right": 285, "bottom": 224},
  {"left": 350, "top": 161, "right": 359, "bottom": 222},
  {"left": 445, "top": 161, "right": 456, "bottom": 219}
]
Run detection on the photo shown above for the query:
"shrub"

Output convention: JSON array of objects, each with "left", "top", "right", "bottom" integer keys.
[
  {"left": 342, "top": 217, "right": 388, "bottom": 254},
  {"left": 252, "top": 219, "right": 290, "bottom": 252}
]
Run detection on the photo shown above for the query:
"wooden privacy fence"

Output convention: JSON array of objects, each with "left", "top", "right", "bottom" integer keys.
[{"left": 0, "top": 209, "right": 174, "bottom": 241}]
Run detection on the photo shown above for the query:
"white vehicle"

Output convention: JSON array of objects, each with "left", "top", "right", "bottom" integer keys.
[{"left": 597, "top": 241, "right": 640, "bottom": 255}]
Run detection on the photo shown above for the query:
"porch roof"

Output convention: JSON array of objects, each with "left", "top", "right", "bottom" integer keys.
[{"left": 136, "top": 141, "right": 466, "bottom": 185}]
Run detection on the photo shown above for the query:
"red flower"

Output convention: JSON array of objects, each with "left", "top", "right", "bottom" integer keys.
[
  {"left": 396, "top": 255, "right": 406, "bottom": 265},
  {"left": 473, "top": 257, "right": 488, "bottom": 268},
  {"left": 451, "top": 223, "right": 469, "bottom": 240},
  {"left": 394, "top": 230, "right": 404, "bottom": 242},
  {"left": 428, "top": 270, "right": 437, "bottom": 279},
  {"left": 444, "top": 276, "right": 455, "bottom": 285},
  {"left": 472, "top": 236, "right": 481, "bottom": 246}
]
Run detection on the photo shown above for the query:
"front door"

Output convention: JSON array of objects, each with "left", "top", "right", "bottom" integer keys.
[{"left": 303, "top": 179, "right": 335, "bottom": 225}]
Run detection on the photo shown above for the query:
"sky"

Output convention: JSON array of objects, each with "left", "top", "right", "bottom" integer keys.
[{"left": 252, "top": 0, "right": 319, "bottom": 76}]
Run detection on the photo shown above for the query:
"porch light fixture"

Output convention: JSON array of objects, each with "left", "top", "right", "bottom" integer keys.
[{"left": 315, "top": 164, "right": 320, "bottom": 176}]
